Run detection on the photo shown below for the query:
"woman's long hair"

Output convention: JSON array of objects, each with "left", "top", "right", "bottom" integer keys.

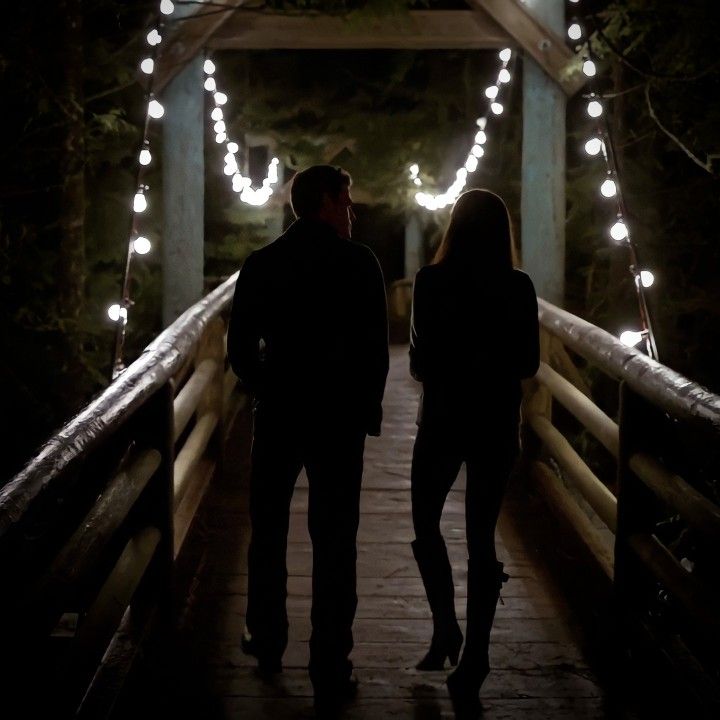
[{"left": 432, "top": 189, "right": 518, "bottom": 273}]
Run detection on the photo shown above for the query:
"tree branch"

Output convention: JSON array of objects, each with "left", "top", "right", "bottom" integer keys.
[
  {"left": 644, "top": 84, "right": 714, "bottom": 175},
  {"left": 86, "top": 80, "right": 139, "bottom": 104}
]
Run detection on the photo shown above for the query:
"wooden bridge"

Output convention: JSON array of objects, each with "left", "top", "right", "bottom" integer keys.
[{"left": 2, "top": 276, "right": 719, "bottom": 719}]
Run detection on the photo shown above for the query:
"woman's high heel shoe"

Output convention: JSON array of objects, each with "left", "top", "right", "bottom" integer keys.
[
  {"left": 415, "top": 623, "right": 463, "bottom": 670},
  {"left": 446, "top": 660, "right": 487, "bottom": 718}
]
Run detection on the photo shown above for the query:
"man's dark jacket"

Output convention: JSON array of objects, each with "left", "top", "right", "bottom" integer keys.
[{"left": 227, "top": 217, "right": 389, "bottom": 435}]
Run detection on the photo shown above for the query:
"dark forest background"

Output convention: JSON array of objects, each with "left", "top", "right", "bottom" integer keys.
[{"left": 1, "top": 0, "right": 719, "bottom": 483}]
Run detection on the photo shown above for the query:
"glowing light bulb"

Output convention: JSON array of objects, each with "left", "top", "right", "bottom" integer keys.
[
  {"left": 140, "top": 58, "right": 154, "bottom": 75},
  {"left": 160, "top": 0, "right": 174, "bottom": 15},
  {"left": 133, "top": 192, "right": 147, "bottom": 213},
  {"left": 471, "top": 144, "right": 484, "bottom": 158},
  {"left": 227, "top": 142, "right": 239, "bottom": 153},
  {"left": 215, "top": 133, "right": 227, "bottom": 143},
  {"left": 409, "top": 163, "right": 419, "bottom": 176},
  {"left": 147, "top": 29, "right": 162, "bottom": 46},
  {"left": 499, "top": 48, "right": 512, "bottom": 63},
  {"left": 610, "top": 221, "right": 628, "bottom": 241},
  {"left": 620, "top": 330, "right": 643, "bottom": 347},
  {"left": 587, "top": 100, "right": 603, "bottom": 118},
  {"left": 568, "top": 23, "right": 582, "bottom": 41},
  {"left": 148, "top": 99, "right": 164, "bottom": 119},
  {"left": 639, "top": 270, "right": 655, "bottom": 288},
  {"left": 585, "top": 137, "right": 603, "bottom": 156},
  {"left": 498, "top": 68, "right": 511, "bottom": 84},
  {"left": 224, "top": 164, "right": 235, "bottom": 176},
  {"left": 476, "top": 117, "right": 487, "bottom": 130},
  {"left": 475, "top": 130, "right": 487, "bottom": 144},
  {"left": 204, "top": 77, "right": 217, "bottom": 92},
  {"left": 583, "top": 60, "right": 597, "bottom": 77},
  {"left": 204, "top": 59, "right": 216, "bottom": 75},
  {"left": 600, "top": 178, "right": 617, "bottom": 197},
  {"left": 413, "top": 177, "right": 422, "bottom": 186},
  {"left": 214, "top": 92, "right": 227, "bottom": 105},
  {"left": 485, "top": 85, "right": 499, "bottom": 99},
  {"left": 465, "top": 155, "right": 478, "bottom": 173},
  {"left": 108, "top": 304, "right": 127, "bottom": 322},
  {"left": 139, "top": 147, "right": 152, "bottom": 166},
  {"left": 491, "top": 102, "right": 504, "bottom": 115},
  {"left": 213, "top": 120, "right": 226, "bottom": 133},
  {"left": 415, "top": 192, "right": 427, "bottom": 207},
  {"left": 133, "top": 236, "right": 151, "bottom": 254},
  {"left": 211, "top": 107, "right": 223, "bottom": 121}
]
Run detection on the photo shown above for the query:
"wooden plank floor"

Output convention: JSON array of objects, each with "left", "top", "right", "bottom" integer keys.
[{"left": 129, "top": 345, "right": 643, "bottom": 719}]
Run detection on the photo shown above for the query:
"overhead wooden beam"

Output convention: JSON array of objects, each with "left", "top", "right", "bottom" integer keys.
[
  {"left": 468, "top": 0, "right": 585, "bottom": 96},
  {"left": 208, "top": 10, "right": 512, "bottom": 50},
  {"left": 154, "top": 0, "right": 247, "bottom": 93}
]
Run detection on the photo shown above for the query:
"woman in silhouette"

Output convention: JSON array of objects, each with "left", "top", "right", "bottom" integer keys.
[{"left": 409, "top": 189, "right": 539, "bottom": 711}]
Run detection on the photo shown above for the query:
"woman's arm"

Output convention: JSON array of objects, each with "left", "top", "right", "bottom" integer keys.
[
  {"left": 409, "top": 270, "right": 427, "bottom": 382},
  {"left": 516, "top": 272, "right": 540, "bottom": 379}
]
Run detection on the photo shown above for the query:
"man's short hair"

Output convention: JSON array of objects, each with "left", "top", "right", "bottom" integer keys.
[{"left": 290, "top": 165, "right": 351, "bottom": 218}]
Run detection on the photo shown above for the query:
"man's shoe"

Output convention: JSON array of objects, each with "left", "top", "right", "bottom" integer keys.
[
  {"left": 337, "top": 673, "right": 359, "bottom": 698},
  {"left": 313, "top": 673, "right": 358, "bottom": 717},
  {"left": 241, "top": 626, "right": 282, "bottom": 677}
]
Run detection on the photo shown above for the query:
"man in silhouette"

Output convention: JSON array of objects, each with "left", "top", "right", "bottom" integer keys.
[{"left": 227, "top": 165, "right": 389, "bottom": 712}]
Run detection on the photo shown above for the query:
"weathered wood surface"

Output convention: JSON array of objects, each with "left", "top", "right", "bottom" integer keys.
[
  {"left": 126, "top": 346, "right": 642, "bottom": 718},
  {"left": 209, "top": 10, "right": 512, "bottom": 50}
]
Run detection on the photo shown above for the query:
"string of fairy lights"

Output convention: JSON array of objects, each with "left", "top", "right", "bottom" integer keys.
[
  {"left": 107, "top": 4, "right": 282, "bottom": 378},
  {"left": 202, "top": 57, "right": 281, "bottom": 206},
  {"left": 108, "top": 1, "right": 658, "bottom": 373},
  {"left": 108, "top": 0, "right": 175, "bottom": 378},
  {"left": 567, "top": 0, "right": 658, "bottom": 358},
  {"left": 409, "top": 47, "right": 515, "bottom": 211},
  {"left": 408, "top": 2, "right": 658, "bottom": 359}
]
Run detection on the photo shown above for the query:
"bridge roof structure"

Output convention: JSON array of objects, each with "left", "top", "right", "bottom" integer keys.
[{"left": 153, "top": 0, "right": 586, "bottom": 96}]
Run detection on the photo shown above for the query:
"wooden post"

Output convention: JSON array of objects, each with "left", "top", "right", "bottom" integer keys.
[
  {"left": 521, "top": 0, "right": 566, "bottom": 306},
  {"left": 404, "top": 211, "right": 423, "bottom": 278},
  {"left": 615, "top": 382, "right": 658, "bottom": 610},
  {"left": 162, "top": 56, "right": 205, "bottom": 326},
  {"left": 196, "top": 317, "right": 226, "bottom": 469}
]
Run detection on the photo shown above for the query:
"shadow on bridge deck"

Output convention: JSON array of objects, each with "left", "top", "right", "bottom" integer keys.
[{"left": 121, "top": 346, "right": 672, "bottom": 719}]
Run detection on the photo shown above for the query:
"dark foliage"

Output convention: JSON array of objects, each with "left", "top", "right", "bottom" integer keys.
[{"left": 1, "top": 0, "right": 719, "bottom": 485}]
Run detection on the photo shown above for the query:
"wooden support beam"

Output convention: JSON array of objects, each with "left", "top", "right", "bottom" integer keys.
[
  {"left": 532, "top": 461, "right": 614, "bottom": 579},
  {"left": 468, "top": 0, "right": 585, "bottom": 96},
  {"left": 529, "top": 413, "right": 617, "bottom": 533},
  {"left": 154, "top": 0, "right": 248, "bottom": 93},
  {"left": 162, "top": 57, "right": 205, "bottom": 325},
  {"left": 520, "top": 0, "right": 567, "bottom": 306},
  {"left": 209, "top": 10, "right": 512, "bottom": 50},
  {"left": 536, "top": 361, "right": 619, "bottom": 458}
]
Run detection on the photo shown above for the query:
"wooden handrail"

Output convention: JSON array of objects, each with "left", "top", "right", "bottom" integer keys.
[
  {"left": 629, "top": 453, "right": 720, "bottom": 547},
  {"left": 535, "top": 361, "right": 619, "bottom": 457},
  {"left": 174, "top": 358, "right": 219, "bottom": 442},
  {"left": 532, "top": 298, "right": 720, "bottom": 702},
  {"left": 0, "top": 273, "right": 238, "bottom": 538},
  {"left": 528, "top": 414, "right": 617, "bottom": 532},
  {"left": 538, "top": 299, "right": 720, "bottom": 432},
  {"left": 0, "top": 272, "right": 242, "bottom": 716}
]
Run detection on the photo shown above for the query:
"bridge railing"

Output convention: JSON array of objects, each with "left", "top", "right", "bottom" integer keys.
[
  {"left": 525, "top": 298, "right": 720, "bottom": 708},
  {"left": 0, "top": 273, "right": 241, "bottom": 718},
  {"left": 4, "top": 278, "right": 720, "bottom": 714}
]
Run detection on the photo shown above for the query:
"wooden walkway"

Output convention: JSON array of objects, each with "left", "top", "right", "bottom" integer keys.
[{"left": 127, "top": 346, "right": 642, "bottom": 719}]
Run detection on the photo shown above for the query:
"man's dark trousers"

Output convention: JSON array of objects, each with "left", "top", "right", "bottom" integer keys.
[{"left": 245, "top": 404, "right": 366, "bottom": 689}]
